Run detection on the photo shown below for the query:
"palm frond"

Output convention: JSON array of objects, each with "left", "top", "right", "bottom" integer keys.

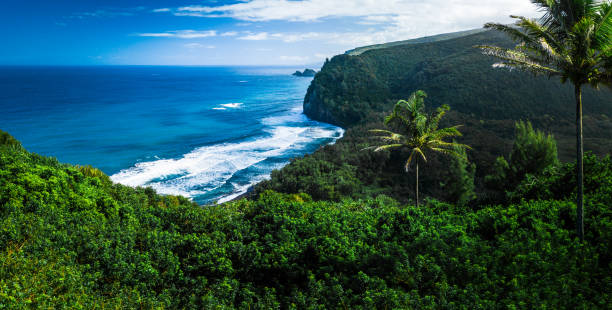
[
  {"left": 427, "top": 140, "right": 472, "bottom": 151},
  {"left": 369, "top": 129, "right": 396, "bottom": 135},
  {"left": 360, "top": 146, "right": 378, "bottom": 151},
  {"left": 428, "top": 147, "right": 468, "bottom": 160},
  {"left": 426, "top": 126, "right": 463, "bottom": 141},
  {"left": 478, "top": 45, "right": 561, "bottom": 75},
  {"left": 513, "top": 15, "right": 566, "bottom": 56},
  {"left": 594, "top": 2, "right": 612, "bottom": 47},
  {"left": 412, "top": 147, "right": 427, "bottom": 162},
  {"left": 484, "top": 22, "right": 537, "bottom": 46},
  {"left": 374, "top": 144, "right": 403, "bottom": 152},
  {"left": 428, "top": 104, "right": 450, "bottom": 131},
  {"left": 405, "top": 147, "right": 427, "bottom": 171}
]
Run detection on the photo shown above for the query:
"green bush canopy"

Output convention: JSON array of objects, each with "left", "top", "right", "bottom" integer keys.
[{"left": 1, "top": 131, "right": 611, "bottom": 308}]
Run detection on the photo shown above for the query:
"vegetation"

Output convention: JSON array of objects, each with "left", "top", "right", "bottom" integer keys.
[
  {"left": 267, "top": 26, "right": 612, "bottom": 207},
  {"left": 1, "top": 132, "right": 611, "bottom": 308},
  {"left": 441, "top": 143, "right": 476, "bottom": 207},
  {"left": 0, "top": 131, "right": 22, "bottom": 149},
  {"left": 304, "top": 30, "right": 612, "bottom": 132},
  {"left": 1, "top": 3, "right": 611, "bottom": 307},
  {"left": 479, "top": 0, "right": 612, "bottom": 240},
  {"left": 485, "top": 121, "right": 558, "bottom": 195},
  {"left": 369, "top": 91, "right": 470, "bottom": 207},
  {"left": 345, "top": 28, "right": 486, "bottom": 56}
]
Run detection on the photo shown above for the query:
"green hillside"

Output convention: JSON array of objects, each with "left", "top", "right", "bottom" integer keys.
[
  {"left": 1, "top": 131, "right": 611, "bottom": 308},
  {"left": 261, "top": 30, "right": 612, "bottom": 204},
  {"left": 306, "top": 30, "right": 611, "bottom": 128},
  {"left": 345, "top": 28, "right": 486, "bottom": 56}
]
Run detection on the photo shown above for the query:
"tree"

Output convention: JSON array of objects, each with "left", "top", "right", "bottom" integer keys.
[
  {"left": 478, "top": 0, "right": 612, "bottom": 240},
  {"left": 368, "top": 90, "right": 470, "bottom": 207},
  {"left": 485, "top": 121, "right": 558, "bottom": 196},
  {"left": 0, "top": 129, "right": 22, "bottom": 149},
  {"left": 442, "top": 142, "right": 476, "bottom": 207}
]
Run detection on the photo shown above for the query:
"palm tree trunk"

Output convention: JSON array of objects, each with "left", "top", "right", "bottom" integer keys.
[
  {"left": 415, "top": 161, "right": 419, "bottom": 208},
  {"left": 575, "top": 85, "right": 584, "bottom": 242}
]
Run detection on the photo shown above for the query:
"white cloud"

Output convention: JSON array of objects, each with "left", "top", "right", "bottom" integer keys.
[
  {"left": 168, "top": 0, "right": 540, "bottom": 49},
  {"left": 70, "top": 10, "right": 134, "bottom": 19},
  {"left": 221, "top": 31, "right": 238, "bottom": 36},
  {"left": 358, "top": 15, "right": 395, "bottom": 25},
  {"left": 237, "top": 31, "right": 320, "bottom": 42},
  {"left": 174, "top": 12, "right": 207, "bottom": 17},
  {"left": 238, "top": 32, "right": 269, "bottom": 40},
  {"left": 138, "top": 30, "right": 217, "bottom": 39},
  {"left": 184, "top": 43, "right": 216, "bottom": 48},
  {"left": 174, "top": 0, "right": 537, "bottom": 23},
  {"left": 271, "top": 32, "right": 320, "bottom": 43},
  {"left": 152, "top": 8, "right": 171, "bottom": 13}
]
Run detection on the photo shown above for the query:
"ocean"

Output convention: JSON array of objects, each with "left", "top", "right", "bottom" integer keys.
[{"left": 0, "top": 66, "right": 343, "bottom": 204}]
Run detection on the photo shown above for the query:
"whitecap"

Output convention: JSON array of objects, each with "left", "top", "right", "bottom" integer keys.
[
  {"left": 220, "top": 102, "right": 243, "bottom": 108},
  {"left": 110, "top": 102, "right": 344, "bottom": 204},
  {"left": 111, "top": 126, "right": 316, "bottom": 198}
]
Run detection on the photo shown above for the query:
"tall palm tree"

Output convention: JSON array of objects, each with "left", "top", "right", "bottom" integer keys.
[
  {"left": 478, "top": 0, "right": 612, "bottom": 241},
  {"left": 369, "top": 90, "right": 470, "bottom": 207}
]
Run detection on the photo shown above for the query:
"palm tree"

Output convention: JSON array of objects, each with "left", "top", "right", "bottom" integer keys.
[
  {"left": 478, "top": 0, "right": 612, "bottom": 241},
  {"left": 369, "top": 90, "right": 470, "bottom": 207}
]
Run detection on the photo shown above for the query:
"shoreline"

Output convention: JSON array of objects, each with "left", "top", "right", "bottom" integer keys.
[{"left": 221, "top": 115, "right": 345, "bottom": 204}]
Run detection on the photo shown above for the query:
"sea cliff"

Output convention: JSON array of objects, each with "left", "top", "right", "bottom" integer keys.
[
  {"left": 303, "top": 84, "right": 341, "bottom": 127},
  {"left": 258, "top": 28, "right": 612, "bottom": 203}
]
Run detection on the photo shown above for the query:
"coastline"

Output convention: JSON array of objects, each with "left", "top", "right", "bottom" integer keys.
[{"left": 222, "top": 111, "right": 345, "bottom": 204}]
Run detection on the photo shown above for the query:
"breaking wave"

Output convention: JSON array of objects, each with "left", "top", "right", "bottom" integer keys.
[{"left": 111, "top": 111, "right": 343, "bottom": 204}]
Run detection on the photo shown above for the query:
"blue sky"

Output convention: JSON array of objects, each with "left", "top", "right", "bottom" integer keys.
[{"left": 0, "top": 0, "right": 539, "bottom": 66}]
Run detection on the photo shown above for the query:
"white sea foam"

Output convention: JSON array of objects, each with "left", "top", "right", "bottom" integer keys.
[
  {"left": 111, "top": 124, "right": 343, "bottom": 202},
  {"left": 216, "top": 177, "right": 267, "bottom": 204},
  {"left": 111, "top": 97, "right": 344, "bottom": 204},
  {"left": 220, "top": 102, "right": 243, "bottom": 108}
]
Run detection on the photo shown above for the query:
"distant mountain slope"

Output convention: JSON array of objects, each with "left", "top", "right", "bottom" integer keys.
[
  {"left": 306, "top": 30, "right": 612, "bottom": 128},
  {"left": 345, "top": 28, "right": 486, "bottom": 56}
]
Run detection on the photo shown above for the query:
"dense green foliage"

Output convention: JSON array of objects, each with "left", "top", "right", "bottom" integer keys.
[
  {"left": 306, "top": 30, "right": 612, "bottom": 128},
  {"left": 0, "top": 130, "right": 22, "bottom": 149},
  {"left": 486, "top": 121, "right": 559, "bottom": 193},
  {"left": 267, "top": 29, "right": 612, "bottom": 204},
  {"left": 1, "top": 139, "right": 611, "bottom": 308},
  {"left": 511, "top": 152, "right": 612, "bottom": 203},
  {"left": 369, "top": 90, "right": 470, "bottom": 206},
  {"left": 480, "top": 0, "right": 612, "bottom": 241},
  {"left": 441, "top": 144, "right": 476, "bottom": 207},
  {"left": 1, "top": 16, "right": 611, "bottom": 307}
]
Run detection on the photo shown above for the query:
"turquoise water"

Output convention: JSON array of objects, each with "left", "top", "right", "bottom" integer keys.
[{"left": 0, "top": 66, "right": 343, "bottom": 204}]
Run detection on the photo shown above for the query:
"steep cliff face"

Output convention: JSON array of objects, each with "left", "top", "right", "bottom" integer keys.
[
  {"left": 303, "top": 84, "right": 341, "bottom": 127},
  {"left": 302, "top": 54, "right": 392, "bottom": 128}
]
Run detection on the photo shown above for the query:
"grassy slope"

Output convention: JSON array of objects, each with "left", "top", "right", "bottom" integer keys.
[{"left": 345, "top": 28, "right": 486, "bottom": 56}]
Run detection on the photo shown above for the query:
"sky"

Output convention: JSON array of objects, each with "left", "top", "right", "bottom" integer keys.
[{"left": 0, "top": 0, "right": 541, "bottom": 66}]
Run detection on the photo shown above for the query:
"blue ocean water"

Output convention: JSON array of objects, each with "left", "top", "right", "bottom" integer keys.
[{"left": 0, "top": 66, "right": 343, "bottom": 204}]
